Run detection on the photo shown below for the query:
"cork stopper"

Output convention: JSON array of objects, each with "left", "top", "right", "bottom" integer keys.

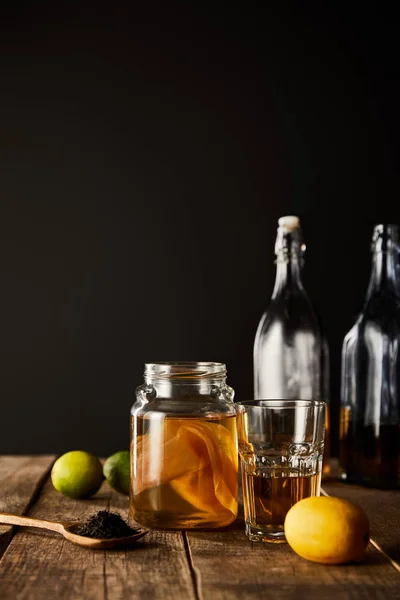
[
  {"left": 278, "top": 215, "right": 300, "bottom": 232},
  {"left": 275, "top": 215, "right": 304, "bottom": 260}
]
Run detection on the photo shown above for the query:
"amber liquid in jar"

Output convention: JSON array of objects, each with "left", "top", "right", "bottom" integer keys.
[{"left": 129, "top": 413, "right": 238, "bottom": 529}]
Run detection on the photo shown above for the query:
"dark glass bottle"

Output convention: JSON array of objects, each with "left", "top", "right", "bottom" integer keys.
[
  {"left": 253, "top": 216, "right": 330, "bottom": 474},
  {"left": 340, "top": 224, "right": 400, "bottom": 489}
]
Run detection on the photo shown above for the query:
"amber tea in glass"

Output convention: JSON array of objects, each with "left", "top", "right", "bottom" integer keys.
[{"left": 237, "top": 400, "right": 325, "bottom": 543}]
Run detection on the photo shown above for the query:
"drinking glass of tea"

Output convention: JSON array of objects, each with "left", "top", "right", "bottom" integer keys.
[{"left": 236, "top": 400, "right": 326, "bottom": 543}]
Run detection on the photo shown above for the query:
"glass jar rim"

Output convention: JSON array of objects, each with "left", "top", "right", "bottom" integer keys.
[
  {"left": 236, "top": 399, "right": 326, "bottom": 409},
  {"left": 144, "top": 362, "right": 227, "bottom": 380}
]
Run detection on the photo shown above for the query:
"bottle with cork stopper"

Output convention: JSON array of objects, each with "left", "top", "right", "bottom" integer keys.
[{"left": 253, "top": 215, "right": 331, "bottom": 476}]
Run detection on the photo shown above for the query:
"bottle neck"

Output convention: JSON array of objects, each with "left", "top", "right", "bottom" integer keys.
[
  {"left": 365, "top": 249, "right": 398, "bottom": 300},
  {"left": 364, "top": 224, "right": 400, "bottom": 302},
  {"left": 272, "top": 256, "right": 304, "bottom": 298},
  {"left": 272, "top": 221, "right": 305, "bottom": 297}
]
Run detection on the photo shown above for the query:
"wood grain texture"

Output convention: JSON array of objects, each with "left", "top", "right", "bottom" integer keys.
[
  {"left": 0, "top": 455, "right": 55, "bottom": 558},
  {"left": 1, "top": 458, "right": 399, "bottom": 600},
  {"left": 323, "top": 481, "right": 400, "bottom": 567},
  {"left": 0, "top": 477, "right": 196, "bottom": 600},
  {"left": 186, "top": 527, "right": 400, "bottom": 600}
]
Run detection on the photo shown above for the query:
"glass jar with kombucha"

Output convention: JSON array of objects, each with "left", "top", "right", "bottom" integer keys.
[{"left": 129, "top": 362, "right": 238, "bottom": 530}]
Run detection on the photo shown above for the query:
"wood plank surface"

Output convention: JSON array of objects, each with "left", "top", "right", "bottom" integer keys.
[
  {"left": 0, "top": 456, "right": 55, "bottom": 558},
  {"left": 323, "top": 481, "right": 400, "bottom": 567},
  {"left": 1, "top": 458, "right": 400, "bottom": 600},
  {"left": 0, "top": 476, "right": 196, "bottom": 600},
  {"left": 186, "top": 526, "right": 400, "bottom": 600}
]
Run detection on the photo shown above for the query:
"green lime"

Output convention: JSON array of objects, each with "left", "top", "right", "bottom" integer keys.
[
  {"left": 103, "top": 450, "right": 130, "bottom": 495},
  {"left": 51, "top": 451, "right": 104, "bottom": 499}
]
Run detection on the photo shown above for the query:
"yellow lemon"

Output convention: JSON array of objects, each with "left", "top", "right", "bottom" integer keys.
[
  {"left": 284, "top": 496, "right": 370, "bottom": 564},
  {"left": 51, "top": 451, "right": 104, "bottom": 499}
]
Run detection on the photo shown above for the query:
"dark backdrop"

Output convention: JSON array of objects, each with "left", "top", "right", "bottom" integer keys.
[{"left": 1, "top": 2, "right": 399, "bottom": 457}]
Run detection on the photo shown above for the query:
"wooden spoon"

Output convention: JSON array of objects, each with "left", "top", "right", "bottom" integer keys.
[{"left": 0, "top": 512, "right": 148, "bottom": 549}]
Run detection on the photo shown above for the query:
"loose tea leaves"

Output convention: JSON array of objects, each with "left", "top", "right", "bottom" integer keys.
[{"left": 75, "top": 510, "right": 140, "bottom": 539}]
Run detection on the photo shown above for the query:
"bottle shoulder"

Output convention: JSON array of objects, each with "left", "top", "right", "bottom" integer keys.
[
  {"left": 342, "top": 310, "right": 400, "bottom": 351},
  {"left": 364, "top": 292, "right": 400, "bottom": 321},
  {"left": 344, "top": 295, "right": 400, "bottom": 331},
  {"left": 255, "top": 291, "right": 322, "bottom": 334}
]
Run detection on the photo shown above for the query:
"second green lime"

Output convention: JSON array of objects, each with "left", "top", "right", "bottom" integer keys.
[{"left": 103, "top": 450, "right": 130, "bottom": 495}]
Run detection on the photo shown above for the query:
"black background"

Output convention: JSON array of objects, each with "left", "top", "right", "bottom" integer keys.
[{"left": 1, "top": 2, "right": 399, "bottom": 457}]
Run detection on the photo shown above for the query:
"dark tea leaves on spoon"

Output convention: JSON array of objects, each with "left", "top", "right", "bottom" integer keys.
[{"left": 75, "top": 510, "right": 140, "bottom": 539}]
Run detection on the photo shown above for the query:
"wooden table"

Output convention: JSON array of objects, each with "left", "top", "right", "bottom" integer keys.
[{"left": 0, "top": 456, "right": 399, "bottom": 599}]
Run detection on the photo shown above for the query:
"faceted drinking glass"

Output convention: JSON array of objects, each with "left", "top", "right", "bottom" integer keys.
[{"left": 237, "top": 400, "right": 325, "bottom": 543}]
